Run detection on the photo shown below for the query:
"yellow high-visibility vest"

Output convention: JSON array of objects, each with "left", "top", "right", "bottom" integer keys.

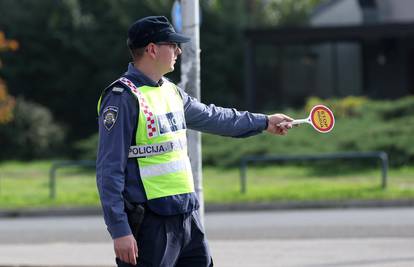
[{"left": 98, "top": 77, "right": 194, "bottom": 200}]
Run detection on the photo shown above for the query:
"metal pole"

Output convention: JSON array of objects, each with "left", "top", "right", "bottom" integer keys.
[
  {"left": 49, "top": 165, "right": 57, "bottom": 199},
  {"left": 380, "top": 152, "right": 389, "bottom": 189},
  {"left": 240, "top": 159, "right": 248, "bottom": 194},
  {"left": 180, "top": 0, "right": 204, "bottom": 224}
]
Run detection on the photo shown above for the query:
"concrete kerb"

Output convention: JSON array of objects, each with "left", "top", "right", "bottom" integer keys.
[
  {"left": 1, "top": 199, "right": 414, "bottom": 218},
  {"left": 206, "top": 199, "right": 414, "bottom": 212},
  {"left": 0, "top": 206, "right": 102, "bottom": 218}
]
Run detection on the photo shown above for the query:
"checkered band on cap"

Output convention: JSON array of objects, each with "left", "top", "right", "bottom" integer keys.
[{"left": 119, "top": 77, "right": 158, "bottom": 138}]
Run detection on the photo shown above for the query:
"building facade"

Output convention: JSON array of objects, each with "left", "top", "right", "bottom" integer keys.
[{"left": 245, "top": 0, "right": 414, "bottom": 109}]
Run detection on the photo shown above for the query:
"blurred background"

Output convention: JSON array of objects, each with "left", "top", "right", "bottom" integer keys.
[
  {"left": 1, "top": 0, "right": 414, "bottom": 266},
  {"left": 0, "top": 0, "right": 413, "bottom": 220}
]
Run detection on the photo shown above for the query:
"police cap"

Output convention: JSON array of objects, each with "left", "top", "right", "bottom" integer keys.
[{"left": 127, "top": 16, "right": 190, "bottom": 49}]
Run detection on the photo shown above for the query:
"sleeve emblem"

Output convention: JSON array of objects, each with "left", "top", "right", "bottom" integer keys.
[{"left": 102, "top": 106, "right": 119, "bottom": 131}]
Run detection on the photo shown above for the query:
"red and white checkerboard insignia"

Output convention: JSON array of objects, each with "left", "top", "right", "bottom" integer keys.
[{"left": 118, "top": 77, "right": 158, "bottom": 138}]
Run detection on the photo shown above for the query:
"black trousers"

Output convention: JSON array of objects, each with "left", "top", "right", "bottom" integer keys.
[{"left": 116, "top": 209, "right": 213, "bottom": 267}]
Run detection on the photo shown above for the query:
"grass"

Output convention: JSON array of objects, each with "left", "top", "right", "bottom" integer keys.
[
  {"left": 0, "top": 161, "right": 99, "bottom": 208},
  {"left": 203, "top": 165, "right": 414, "bottom": 203},
  {"left": 0, "top": 161, "right": 413, "bottom": 209}
]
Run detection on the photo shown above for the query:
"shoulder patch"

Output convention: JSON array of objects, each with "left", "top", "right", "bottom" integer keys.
[
  {"left": 102, "top": 106, "right": 119, "bottom": 131},
  {"left": 112, "top": 87, "right": 124, "bottom": 94}
]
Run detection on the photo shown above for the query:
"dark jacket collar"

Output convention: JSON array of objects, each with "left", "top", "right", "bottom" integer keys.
[{"left": 125, "top": 62, "right": 164, "bottom": 87}]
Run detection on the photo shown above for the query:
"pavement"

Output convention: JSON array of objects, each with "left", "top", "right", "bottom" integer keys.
[
  {"left": 1, "top": 239, "right": 413, "bottom": 267},
  {"left": 0, "top": 206, "right": 413, "bottom": 267}
]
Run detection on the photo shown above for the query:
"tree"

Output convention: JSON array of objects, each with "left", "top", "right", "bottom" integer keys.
[
  {"left": 260, "top": 0, "right": 323, "bottom": 26},
  {"left": 199, "top": 0, "right": 322, "bottom": 109},
  {"left": 0, "top": 0, "right": 172, "bottom": 143},
  {"left": 0, "top": 31, "right": 18, "bottom": 124},
  {"left": 0, "top": 0, "right": 323, "bottom": 153}
]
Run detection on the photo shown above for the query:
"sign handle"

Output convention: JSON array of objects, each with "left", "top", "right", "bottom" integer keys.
[{"left": 292, "top": 118, "right": 309, "bottom": 125}]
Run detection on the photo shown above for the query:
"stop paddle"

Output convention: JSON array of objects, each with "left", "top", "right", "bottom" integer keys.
[{"left": 290, "top": 104, "right": 335, "bottom": 133}]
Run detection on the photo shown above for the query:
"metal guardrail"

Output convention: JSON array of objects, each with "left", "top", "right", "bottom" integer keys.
[
  {"left": 49, "top": 160, "right": 96, "bottom": 199},
  {"left": 239, "top": 151, "right": 389, "bottom": 194}
]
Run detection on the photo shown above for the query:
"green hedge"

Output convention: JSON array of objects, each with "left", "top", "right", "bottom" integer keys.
[
  {"left": 0, "top": 97, "right": 65, "bottom": 160},
  {"left": 203, "top": 96, "right": 414, "bottom": 167}
]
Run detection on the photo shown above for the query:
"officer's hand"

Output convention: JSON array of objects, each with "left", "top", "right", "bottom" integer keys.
[
  {"left": 266, "top": 113, "right": 293, "bottom": 136},
  {"left": 114, "top": 234, "right": 138, "bottom": 265}
]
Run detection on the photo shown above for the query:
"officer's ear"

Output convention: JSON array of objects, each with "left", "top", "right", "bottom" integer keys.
[{"left": 145, "top": 43, "right": 158, "bottom": 59}]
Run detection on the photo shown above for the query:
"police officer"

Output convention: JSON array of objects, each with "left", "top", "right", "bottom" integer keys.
[{"left": 96, "top": 16, "right": 293, "bottom": 267}]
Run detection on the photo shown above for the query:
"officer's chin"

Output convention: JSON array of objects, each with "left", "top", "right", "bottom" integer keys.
[{"left": 164, "top": 67, "right": 174, "bottom": 75}]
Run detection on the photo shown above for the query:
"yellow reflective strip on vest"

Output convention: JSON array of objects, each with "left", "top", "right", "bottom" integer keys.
[
  {"left": 141, "top": 171, "right": 194, "bottom": 200},
  {"left": 140, "top": 159, "right": 191, "bottom": 178}
]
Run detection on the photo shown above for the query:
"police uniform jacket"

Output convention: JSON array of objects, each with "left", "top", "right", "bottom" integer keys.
[{"left": 96, "top": 63, "right": 268, "bottom": 239}]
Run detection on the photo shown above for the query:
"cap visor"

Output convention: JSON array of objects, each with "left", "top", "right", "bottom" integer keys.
[{"left": 167, "top": 32, "right": 191, "bottom": 43}]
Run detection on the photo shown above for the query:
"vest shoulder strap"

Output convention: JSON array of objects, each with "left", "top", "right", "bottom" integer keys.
[
  {"left": 161, "top": 77, "right": 184, "bottom": 101},
  {"left": 119, "top": 77, "right": 158, "bottom": 138}
]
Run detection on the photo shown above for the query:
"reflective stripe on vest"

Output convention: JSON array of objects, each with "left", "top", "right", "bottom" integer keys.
[
  {"left": 119, "top": 77, "right": 194, "bottom": 200},
  {"left": 128, "top": 138, "right": 187, "bottom": 158},
  {"left": 140, "top": 159, "right": 191, "bottom": 178}
]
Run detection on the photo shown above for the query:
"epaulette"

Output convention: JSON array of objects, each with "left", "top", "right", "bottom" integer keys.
[{"left": 111, "top": 87, "right": 124, "bottom": 94}]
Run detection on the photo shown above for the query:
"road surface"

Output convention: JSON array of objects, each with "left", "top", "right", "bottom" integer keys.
[{"left": 0, "top": 207, "right": 413, "bottom": 267}]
